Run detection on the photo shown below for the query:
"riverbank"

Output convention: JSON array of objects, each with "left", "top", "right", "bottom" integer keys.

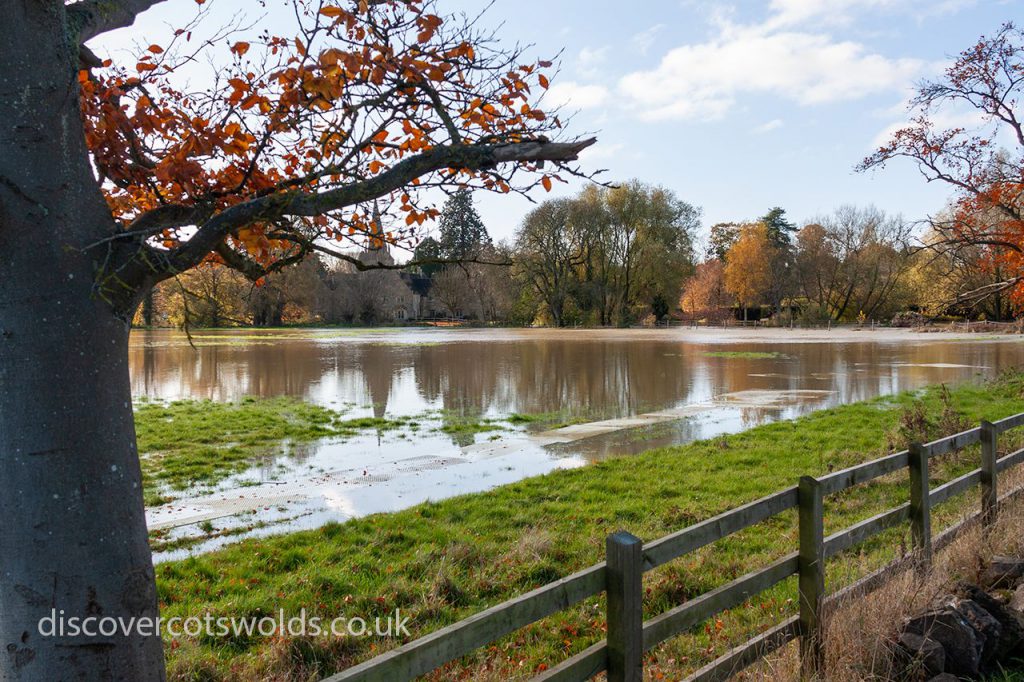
[
  {"left": 135, "top": 324, "right": 1024, "bottom": 346},
  {"left": 157, "top": 372, "right": 1024, "bottom": 680}
]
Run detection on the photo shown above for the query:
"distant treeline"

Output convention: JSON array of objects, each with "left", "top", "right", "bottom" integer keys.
[{"left": 136, "top": 184, "right": 1015, "bottom": 329}]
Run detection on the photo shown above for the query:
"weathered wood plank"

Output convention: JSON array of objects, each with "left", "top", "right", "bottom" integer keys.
[
  {"left": 606, "top": 532, "right": 643, "bottom": 682},
  {"left": 981, "top": 420, "right": 998, "bottom": 526},
  {"left": 932, "top": 482, "right": 1024, "bottom": 554},
  {"left": 531, "top": 642, "right": 606, "bottom": 682},
  {"left": 925, "top": 427, "right": 981, "bottom": 458},
  {"left": 641, "top": 553, "right": 799, "bottom": 651},
  {"left": 996, "top": 446, "right": 1024, "bottom": 473},
  {"left": 909, "top": 443, "right": 932, "bottom": 570},
  {"left": 641, "top": 488, "right": 798, "bottom": 571},
  {"left": 823, "top": 504, "right": 910, "bottom": 559},
  {"left": 324, "top": 563, "right": 606, "bottom": 681},
  {"left": 826, "top": 552, "right": 916, "bottom": 612},
  {"left": 993, "top": 412, "right": 1024, "bottom": 433},
  {"left": 798, "top": 476, "right": 825, "bottom": 677},
  {"left": 929, "top": 468, "right": 982, "bottom": 506},
  {"left": 818, "top": 450, "right": 909, "bottom": 496},
  {"left": 684, "top": 616, "right": 800, "bottom": 682}
]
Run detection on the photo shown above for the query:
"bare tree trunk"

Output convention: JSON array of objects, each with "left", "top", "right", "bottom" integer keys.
[
  {"left": 1, "top": 2, "right": 165, "bottom": 678},
  {"left": 142, "top": 290, "right": 155, "bottom": 327}
]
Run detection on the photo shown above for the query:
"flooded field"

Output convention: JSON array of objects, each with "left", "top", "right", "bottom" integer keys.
[{"left": 131, "top": 327, "right": 1024, "bottom": 558}]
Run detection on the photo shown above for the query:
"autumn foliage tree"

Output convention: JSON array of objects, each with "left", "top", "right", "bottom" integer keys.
[
  {"left": 861, "top": 22, "right": 1024, "bottom": 311},
  {"left": 0, "top": 0, "right": 592, "bottom": 678},
  {"left": 723, "top": 223, "right": 775, "bottom": 321},
  {"left": 680, "top": 259, "right": 728, "bottom": 320}
]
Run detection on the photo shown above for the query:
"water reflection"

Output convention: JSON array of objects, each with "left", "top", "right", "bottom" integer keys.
[
  {"left": 130, "top": 329, "right": 1024, "bottom": 423},
  {"left": 135, "top": 328, "right": 1024, "bottom": 558}
]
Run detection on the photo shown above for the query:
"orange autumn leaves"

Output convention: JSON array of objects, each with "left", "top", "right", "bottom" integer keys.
[
  {"left": 77, "top": 0, "right": 561, "bottom": 267},
  {"left": 864, "top": 23, "right": 1024, "bottom": 312},
  {"left": 954, "top": 185, "right": 1024, "bottom": 308}
]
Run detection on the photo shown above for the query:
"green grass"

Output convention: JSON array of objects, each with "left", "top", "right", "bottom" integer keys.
[
  {"left": 136, "top": 401, "right": 563, "bottom": 506},
  {"left": 507, "top": 410, "right": 600, "bottom": 430},
  {"left": 702, "top": 351, "right": 787, "bottom": 359},
  {"left": 135, "top": 397, "right": 350, "bottom": 505},
  {"left": 157, "top": 372, "right": 1024, "bottom": 681}
]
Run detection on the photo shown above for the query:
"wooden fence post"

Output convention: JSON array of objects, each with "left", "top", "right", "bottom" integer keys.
[
  {"left": 909, "top": 443, "right": 932, "bottom": 571},
  {"left": 981, "top": 420, "right": 998, "bottom": 527},
  {"left": 798, "top": 476, "right": 825, "bottom": 679},
  {"left": 606, "top": 531, "right": 643, "bottom": 682}
]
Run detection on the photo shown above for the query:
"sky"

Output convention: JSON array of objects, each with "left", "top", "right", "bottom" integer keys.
[{"left": 94, "top": 0, "right": 1020, "bottom": 249}]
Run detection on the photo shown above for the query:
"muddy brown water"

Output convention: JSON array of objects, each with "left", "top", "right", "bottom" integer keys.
[{"left": 129, "top": 327, "right": 1024, "bottom": 557}]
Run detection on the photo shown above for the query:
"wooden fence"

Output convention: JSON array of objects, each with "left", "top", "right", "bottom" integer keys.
[{"left": 324, "top": 412, "right": 1024, "bottom": 682}]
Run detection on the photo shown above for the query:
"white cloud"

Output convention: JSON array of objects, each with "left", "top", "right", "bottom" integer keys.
[
  {"left": 766, "top": 0, "right": 900, "bottom": 28},
  {"left": 545, "top": 81, "right": 610, "bottom": 110},
  {"left": 576, "top": 46, "right": 610, "bottom": 78},
  {"left": 619, "top": 23, "right": 928, "bottom": 122},
  {"left": 580, "top": 142, "right": 625, "bottom": 161},
  {"left": 766, "top": 0, "right": 979, "bottom": 27},
  {"left": 631, "top": 24, "right": 666, "bottom": 55},
  {"left": 753, "top": 118, "right": 785, "bottom": 134}
]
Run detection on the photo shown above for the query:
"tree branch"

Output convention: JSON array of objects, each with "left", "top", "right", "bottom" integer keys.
[
  {"left": 67, "top": 0, "right": 170, "bottom": 44},
  {"left": 161, "top": 137, "right": 595, "bottom": 274}
]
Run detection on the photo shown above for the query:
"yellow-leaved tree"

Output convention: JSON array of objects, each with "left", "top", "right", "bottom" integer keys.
[{"left": 724, "top": 223, "right": 775, "bottom": 321}]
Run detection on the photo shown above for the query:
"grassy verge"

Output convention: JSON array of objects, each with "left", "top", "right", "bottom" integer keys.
[{"left": 157, "top": 372, "right": 1024, "bottom": 681}]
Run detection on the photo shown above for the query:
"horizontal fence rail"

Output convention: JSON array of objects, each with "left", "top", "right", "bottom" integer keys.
[{"left": 326, "top": 412, "right": 1024, "bottom": 682}]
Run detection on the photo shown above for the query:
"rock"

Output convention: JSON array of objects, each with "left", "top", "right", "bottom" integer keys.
[
  {"left": 980, "top": 556, "right": 1024, "bottom": 589},
  {"left": 895, "top": 631, "right": 945, "bottom": 677},
  {"left": 1010, "top": 584, "right": 1024, "bottom": 613},
  {"left": 959, "top": 583, "right": 1024, "bottom": 661},
  {"left": 904, "top": 606, "right": 984, "bottom": 677},
  {"left": 955, "top": 598, "right": 1002, "bottom": 666}
]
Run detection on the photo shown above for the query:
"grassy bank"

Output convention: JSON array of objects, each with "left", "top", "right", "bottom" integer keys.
[{"left": 157, "top": 373, "right": 1024, "bottom": 681}]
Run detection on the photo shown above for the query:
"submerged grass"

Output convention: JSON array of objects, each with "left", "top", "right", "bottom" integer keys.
[
  {"left": 137, "top": 401, "right": 546, "bottom": 506},
  {"left": 158, "top": 372, "right": 1024, "bottom": 681},
  {"left": 703, "top": 350, "right": 787, "bottom": 359},
  {"left": 135, "top": 397, "right": 347, "bottom": 505}
]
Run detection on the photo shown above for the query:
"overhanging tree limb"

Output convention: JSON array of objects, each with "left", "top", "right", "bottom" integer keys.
[
  {"left": 156, "top": 137, "right": 595, "bottom": 278},
  {"left": 67, "top": 0, "right": 170, "bottom": 43}
]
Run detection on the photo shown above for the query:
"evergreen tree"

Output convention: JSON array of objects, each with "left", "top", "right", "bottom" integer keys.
[
  {"left": 760, "top": 207, "right": 798, "bottom": 248},
  {"left": 413, "top": 237, "right": 444, "bottom": 277},
  {"left": 437, "top": 189, "right": 492, "bottom": 260},
  {"left": 707, "top": 222, "right": 740, "bottom": 261}
]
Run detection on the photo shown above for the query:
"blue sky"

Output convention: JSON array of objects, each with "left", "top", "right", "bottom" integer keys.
[{"left": 95, "top": 0, "right": 1020, "bottom": 248}]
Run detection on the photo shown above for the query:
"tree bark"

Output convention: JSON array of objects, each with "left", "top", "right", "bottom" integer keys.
[{"left": 1, "top": 1, "right": 165, "bottom": 678}]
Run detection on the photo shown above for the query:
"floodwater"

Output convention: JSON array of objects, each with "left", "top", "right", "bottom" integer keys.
[{"left": 130, "top": 327, "right": 1024, "bottom": 558}]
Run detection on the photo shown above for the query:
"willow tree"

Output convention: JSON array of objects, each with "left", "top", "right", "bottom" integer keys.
[{"left": 0, "top": 0, "right": 592, "bottom": 677}]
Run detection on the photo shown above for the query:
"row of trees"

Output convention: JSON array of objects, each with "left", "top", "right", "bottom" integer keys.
[
  {"left": 682, "top": 203, "right": 1018, "bottom": 325},
  {"left": 139, "top": 181, "right": 699, "bottom": 328},
  {"left": 140, "top": 190, "right": 1019, "bottom": 329},
  {"left": 683, "top": 206, "right": 919, "bottom": 324}
]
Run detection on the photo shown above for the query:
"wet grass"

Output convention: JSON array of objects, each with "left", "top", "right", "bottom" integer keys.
[
  {"left": 157, "top": 372, "right": 1024, "bottom": 680},
  {"left": 136, "top": 401, "right": 549, "bottom": 506},
  {"left": 135, "top": 397, "right": 352, "bottom": 505},
  {"left": 703, "top": 350, "right": 787, "bottom": 359},
  {"left": 508, "top": 410, "right": 602, "bottom": 430}
]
